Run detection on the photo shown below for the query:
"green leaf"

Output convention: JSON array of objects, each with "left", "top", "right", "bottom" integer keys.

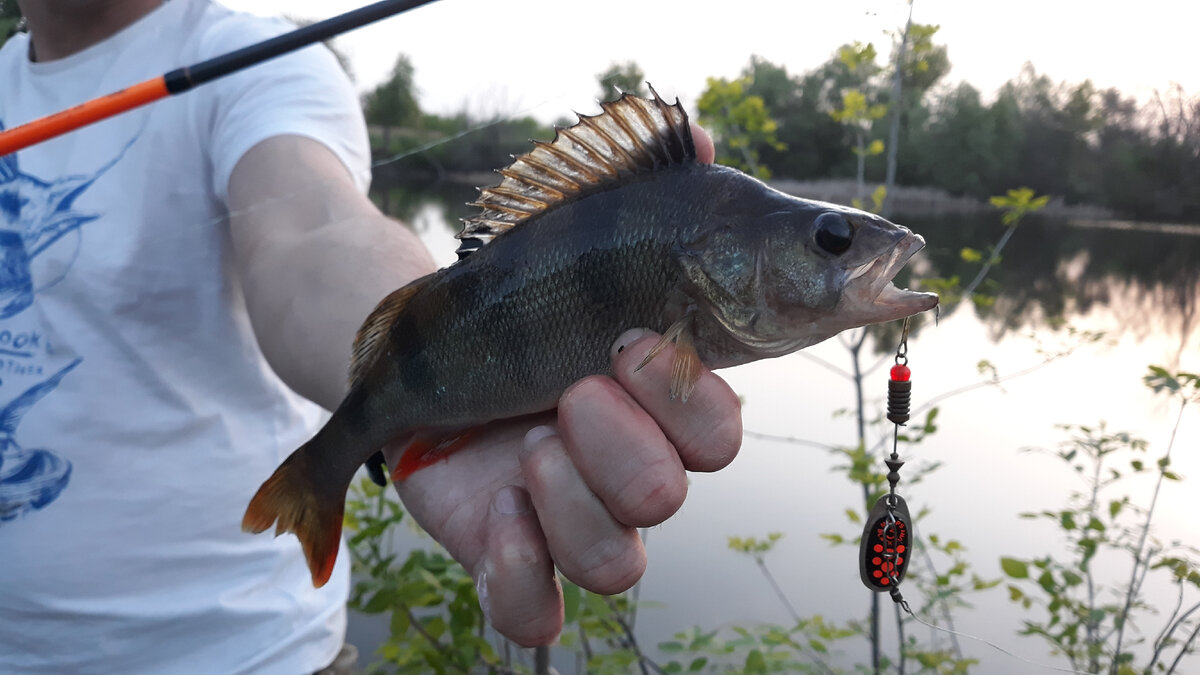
[
  {"left": 562, "top": 580, "right": 581, "bottom": 624},
  {"left": 744, "top": 649, "right": 767, "bottom": 673},
  {"left": 390, "top": 607, "right": 411, "bottom": 636},
  {"left": 1001, "top": 557, "right": 1029, "bottom": 579},
  {"left": 845, "top": 508, "right": 862, "bottom": 524},
  {"left": 688, "top": 657, "right": 709, "bottom": 672}
]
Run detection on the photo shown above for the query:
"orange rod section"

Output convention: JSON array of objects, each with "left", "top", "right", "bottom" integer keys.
[{"left": 0, "top": 77, "right": 170, "bottom": 157}]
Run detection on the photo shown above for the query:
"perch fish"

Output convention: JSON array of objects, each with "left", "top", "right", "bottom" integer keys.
[{"left": 243, "top": 89, "right": 940, "bottom": 586}]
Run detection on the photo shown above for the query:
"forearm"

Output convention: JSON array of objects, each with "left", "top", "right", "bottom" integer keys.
[
  {"left": 229, "top": 135, "right": 437, "bottom": 410},
  {"left": 240, "top": 217, "right": 433, "bottom": 409}
]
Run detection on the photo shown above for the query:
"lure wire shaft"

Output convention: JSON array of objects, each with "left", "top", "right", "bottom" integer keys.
[{"left": 0, "top": 0, "right": 441, "bottom": 157}]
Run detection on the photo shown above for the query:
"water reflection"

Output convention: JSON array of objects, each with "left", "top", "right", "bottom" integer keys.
[{"left": 909, "top": 213, "right": 1199, "bottom": 356}]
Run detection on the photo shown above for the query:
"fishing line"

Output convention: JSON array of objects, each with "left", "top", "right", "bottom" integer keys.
[
  {"left": 859, "top": 317, "right": 1101, "bottom": 675},
  {"left": 899, "top": 606, "right": 1099, "bottom": 675}
]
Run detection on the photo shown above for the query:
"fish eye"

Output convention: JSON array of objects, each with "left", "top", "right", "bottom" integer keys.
[{"left": 814, "top": 212, "right": 853, "bottom": 255}]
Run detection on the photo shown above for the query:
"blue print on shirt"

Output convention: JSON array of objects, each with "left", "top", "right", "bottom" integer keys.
[
  {"left": 0, "top": 358, "right": 81, "bottom": 521},
  {"left": 0, "top": 119, "right": 136, "bottom": 521}
]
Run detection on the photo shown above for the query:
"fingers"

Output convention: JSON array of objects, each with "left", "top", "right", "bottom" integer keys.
[
  {"left": 611, "top": 329, "right": 743, "bottom": 473},
  {"left": 691, "top": 123, "right": 716, "bottom": 164},
  {"left": 520, "top": 425, "right": 646, "bottom": 595},
  {"left": 476, "top": 484, "right": 562, "bottom": 647},
  {"left": 558, "top": 375, "right": 688, "bottom": 527}
]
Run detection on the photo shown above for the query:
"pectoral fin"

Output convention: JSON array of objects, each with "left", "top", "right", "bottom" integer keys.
[{"left": 634, "top": 314, "right": 703, "bottom": 401}]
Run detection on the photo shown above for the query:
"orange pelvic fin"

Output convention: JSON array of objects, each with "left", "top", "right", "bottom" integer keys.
[
  {"left": 392, "top": 428, "right": 479, "bottom": 481},
  {"left": 242, "top": 446, "right": 345, "bottom": 587}
]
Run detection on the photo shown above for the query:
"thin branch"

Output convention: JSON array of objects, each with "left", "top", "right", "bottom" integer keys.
[
  {"left": 1165, "top": 617, "right": 1200, "bottom": 675},
  {"left": 1149, "top": 600, "right": 1200, "bottom": 673},
  {"left": 742, "top": 429, "right": 839, "bottom": 451},
  {"left": 1110, "top": 398, "right": 1189, "bottom": 672},
  {"left": 756, "top": 557, "right": 801, "bottom": 623},
  {"left": 796, "top": 350, "right": 853, "bottom": 380},
  {"left": 603, "top": 597, "right": 665, "bottom": 675},
  {"left": 1149, "top": 586, "right": 1190, "bottom": 671},
  {"left": 961, "top": 222, "right": 1018, "bottom": 299}
]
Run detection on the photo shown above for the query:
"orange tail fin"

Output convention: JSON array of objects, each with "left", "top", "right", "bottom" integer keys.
[{"left": 242, "top": 447, "right": 347, "bottom": 587}]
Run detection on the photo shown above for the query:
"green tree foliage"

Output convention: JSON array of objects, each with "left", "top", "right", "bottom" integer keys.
[
  {"left": 0, "top": 0, "right": 24, "bottom": 49},
  {"left": 363, "top": 55, "right": 421, "bottom": 132},
  {"left": 596, "top": 61, "right": 646, "bottom": 101},
  {"left": 696, "top": 76, "right": 785, "bottom": 179}
]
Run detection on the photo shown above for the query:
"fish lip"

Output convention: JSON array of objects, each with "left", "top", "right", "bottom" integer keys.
[{"left": 845, "top": 232, "right": 939, "bottom": 318}]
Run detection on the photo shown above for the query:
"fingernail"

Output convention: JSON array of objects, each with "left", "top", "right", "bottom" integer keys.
[
  {"left": 612, "top": 328, "right": 652, "bottom": 358},
  {"left": 523, "top": 424, "right": 558, "bottom": 450},
  {"left": 474, "top": 566, "right": 491, "bottom": 623},
  {"left": 493, "top": 485, "right": 531, "bottom": 516}
]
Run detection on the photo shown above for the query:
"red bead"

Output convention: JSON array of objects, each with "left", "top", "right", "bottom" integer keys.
[{"left": 890, "top": 364, "right": 911, "bottom": 381}]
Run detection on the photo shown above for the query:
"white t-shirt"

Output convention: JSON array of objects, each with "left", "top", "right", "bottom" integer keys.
[{"left": 0, "top": 1, "right": 370, "bottom": 672}]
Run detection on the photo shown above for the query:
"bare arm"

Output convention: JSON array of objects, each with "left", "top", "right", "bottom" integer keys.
[{"left": 227, "top": 134, "right": 436, "bottom": 410}]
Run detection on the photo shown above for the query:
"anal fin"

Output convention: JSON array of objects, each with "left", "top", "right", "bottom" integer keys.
[{"left": 392, "top": 428, "right": 480, "bottom": 481}]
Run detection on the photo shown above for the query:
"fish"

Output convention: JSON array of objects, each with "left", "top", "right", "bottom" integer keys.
[{"left": 242, "top": 88, "right": 939, "bottom": 586}]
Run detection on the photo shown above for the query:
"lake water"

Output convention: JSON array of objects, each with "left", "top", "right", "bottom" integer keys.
[{"left": 350, "top": 179, "right": 1200, "bottom": 674}]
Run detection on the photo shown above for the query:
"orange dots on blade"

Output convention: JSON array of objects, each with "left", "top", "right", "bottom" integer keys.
[{"left": 874, "top": 544, "right": 883, "bottom": 553}]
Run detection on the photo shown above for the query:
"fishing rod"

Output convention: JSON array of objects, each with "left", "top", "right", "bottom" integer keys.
[{"left": 0, "top": 0, "right": 440, "bottom": 157}]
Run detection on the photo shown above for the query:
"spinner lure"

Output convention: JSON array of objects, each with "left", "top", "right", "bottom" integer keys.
[{"left": 859, "top": 318, "right": 915, "bottom": 606}]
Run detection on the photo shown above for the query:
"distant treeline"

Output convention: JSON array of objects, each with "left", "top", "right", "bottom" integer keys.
[
  {"left": 730, "top": 53, "right": 1200, "bottom": 223},
  {"left": 366, "top": 43, "right": 1197, "bottom": 224}
]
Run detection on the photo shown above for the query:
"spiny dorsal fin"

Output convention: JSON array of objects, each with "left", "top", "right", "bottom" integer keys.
[
  {"left": 459, "top": 86, "right": 696, "bottom": 241},
  {"left": 349, "top": 274, "right": 432, "bottom": 388}
]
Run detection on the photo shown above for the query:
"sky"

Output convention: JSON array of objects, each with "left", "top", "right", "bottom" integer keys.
[{"left": 223, "top": 0, "right": 1200, "bottom": 123}]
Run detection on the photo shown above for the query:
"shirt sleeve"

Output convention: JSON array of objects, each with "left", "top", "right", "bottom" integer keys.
[{"left": 199, "top": 13, "right": 371, "bottom": 205}]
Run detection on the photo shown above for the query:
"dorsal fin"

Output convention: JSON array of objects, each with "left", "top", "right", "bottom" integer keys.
[
  {"left": 459, "top": 85, "right": 696, "bottom": 241},
  {"left": 349, "top": 274, "right": 433, "bottom": 388}
]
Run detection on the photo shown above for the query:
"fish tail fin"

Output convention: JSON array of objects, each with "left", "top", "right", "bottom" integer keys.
[{"left": 242, "top": 441, "right": 349, "bottom": 587}]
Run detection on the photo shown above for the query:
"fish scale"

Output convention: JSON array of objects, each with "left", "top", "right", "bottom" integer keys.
[{"left": 242, "top": 90, "right": 939, "bottom": 587}]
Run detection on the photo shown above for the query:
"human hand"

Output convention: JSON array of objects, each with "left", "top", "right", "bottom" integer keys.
[{"left": 386, "top": 328, "right": 742, "bottom": 646}]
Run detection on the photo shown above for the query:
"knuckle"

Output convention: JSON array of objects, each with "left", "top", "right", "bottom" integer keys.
[
  {"left": 612, "top": 456, "right": 687, "bottom": 526},
  {"left": 563, "top": 532, "right": 645, "bottom": 595},
  {"left": 497, "top": 613, "right": 562, "bottom": 648}
]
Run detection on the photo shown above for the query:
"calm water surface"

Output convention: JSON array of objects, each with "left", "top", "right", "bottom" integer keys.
[{"left": 350, "top": 180, "right": 1200, "bottom": 673}]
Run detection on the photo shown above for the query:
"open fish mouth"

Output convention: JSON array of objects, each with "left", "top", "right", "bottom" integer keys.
[{"left": 844, "top": 232, "right": 938, "bottom": 321}]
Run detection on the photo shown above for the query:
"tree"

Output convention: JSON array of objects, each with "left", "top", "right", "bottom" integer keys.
[
  {"left": 1, "top": 0, "right": 24, "bottom": 50},
  {"left": 596, "top": 61, "right": 646, "bottom": 101},
  {"left": 828, "top": 43, "right": 888, "bottom": 204},
  {"left": 696, "top": 76, "right": 785, "bottom": 179},
  {"left": 362, "top": 54, "right": 421, "bottom": 147}
]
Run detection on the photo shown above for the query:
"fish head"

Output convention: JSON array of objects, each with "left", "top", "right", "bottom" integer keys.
[{"left": 681, "top": 177, "right": 938, "bottom": 358}]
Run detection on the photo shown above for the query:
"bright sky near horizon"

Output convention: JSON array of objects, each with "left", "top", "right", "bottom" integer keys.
[{"left": 224, "top": 0, "right": 1197, "bottom": 123}]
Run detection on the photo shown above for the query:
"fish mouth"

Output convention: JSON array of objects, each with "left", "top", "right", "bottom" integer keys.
[{"left": 843, "top": 232, "right": 939, "bottom": 322}]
